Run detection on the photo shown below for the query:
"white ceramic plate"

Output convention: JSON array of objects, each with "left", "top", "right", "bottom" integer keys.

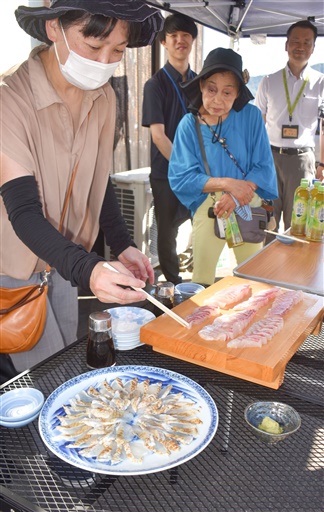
[{"left": 39, "top": 366, "right": 218, "bottom": 475}]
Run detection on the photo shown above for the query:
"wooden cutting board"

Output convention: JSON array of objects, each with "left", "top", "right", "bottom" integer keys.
[{"left": 140, "top": 276, "right": 323, "bottom": 389}]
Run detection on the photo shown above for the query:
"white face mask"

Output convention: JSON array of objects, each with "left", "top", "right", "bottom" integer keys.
[{"left": 54, "top": 25, "right": 120, "bottom": 90}]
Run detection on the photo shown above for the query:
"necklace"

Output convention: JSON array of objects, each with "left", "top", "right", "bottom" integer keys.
[
  {"left": 196, "top": 111, "right": 246, "bottom": 177},
  {"left": 197, "top": 112, "right": 227, "bottom": 147}
]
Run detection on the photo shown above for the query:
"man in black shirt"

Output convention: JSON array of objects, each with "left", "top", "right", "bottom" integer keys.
[{"left": 142, "top": 14, "right": 197, "bottom": 284}]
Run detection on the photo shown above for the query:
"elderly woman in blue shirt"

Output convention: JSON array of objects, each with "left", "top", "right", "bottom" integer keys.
[{"left": 168, "top": 48, "right": 278, "bottom": 286}]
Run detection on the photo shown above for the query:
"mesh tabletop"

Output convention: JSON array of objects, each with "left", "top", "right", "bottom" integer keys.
[{"left": 0, "top": 325, "right": 323, "bottom": 512}]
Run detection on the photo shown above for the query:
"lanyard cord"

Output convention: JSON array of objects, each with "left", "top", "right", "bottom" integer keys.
[
  {"left": 162, "top": 67, "right": 194, "bottom": 116},
  {"left": 282, "top": 68, "right": 309, "bottom": 122},
  {"left": 197, "top": 112, "right": 247, "bottom": 177}
]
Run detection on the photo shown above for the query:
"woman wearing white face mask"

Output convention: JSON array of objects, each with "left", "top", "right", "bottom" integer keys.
[
  {"left": 0, "top": 0, "right": 163, "bottom": 377},
  {"left": 53, "top": 21, "right": 122, "bottom": 90}
]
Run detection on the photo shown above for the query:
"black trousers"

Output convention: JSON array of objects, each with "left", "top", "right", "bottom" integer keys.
[
  {"left": 150, "top": 177, "right": 190, "bottom": 284},
  {"left": 0, "top": 354, "right": 18, "bottom": 385}
]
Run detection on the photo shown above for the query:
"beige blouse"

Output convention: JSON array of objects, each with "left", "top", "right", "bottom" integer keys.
[{"left": 0, "top": 45, "right": 116, "bottom": 279}]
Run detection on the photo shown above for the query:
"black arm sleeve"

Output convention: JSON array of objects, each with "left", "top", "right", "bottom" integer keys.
[
  {"left": 99, "top": 176, "right": 136, "bottom": 256},
  {"left": 1, "top": 176, "right": 105, "bottom": 292}
]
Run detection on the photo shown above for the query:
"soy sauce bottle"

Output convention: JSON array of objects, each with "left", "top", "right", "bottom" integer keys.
[
  {"left": 152, "top": 282, "right": 175, "bottom": 317},
  {"left": 86, "top": 311, "right": 116, "bottom": 369}
]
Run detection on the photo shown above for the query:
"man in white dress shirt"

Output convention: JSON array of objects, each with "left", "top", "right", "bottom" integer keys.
[{"left": 255, "top": 20, "right": 324, "bottom": 240}]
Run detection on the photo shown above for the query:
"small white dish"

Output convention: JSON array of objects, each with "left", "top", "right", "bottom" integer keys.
[
  {"left": 113, "top": 335, "right": 139, "bottom": 342},
  {"left": 0, "top": 409, "right": 41, "bottom": 428},
  {"left": 0, "top": 388, "right": 44, "bottom": 423},
  {"left": 112, "top": 332, "right": 140, "bottom": 340},
  {"left": 106, "top": 307, "right": 155, "bottom": 325},
  {"left": 106, "top": 307, "right": 155, "bottom": 342},
  {"left": 114, "top": 342, "right": 144, "bottom": 351}
]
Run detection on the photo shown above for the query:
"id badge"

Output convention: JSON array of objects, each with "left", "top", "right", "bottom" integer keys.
[{"left": 282, "top": 125, "right": 299, "bottom": 139}]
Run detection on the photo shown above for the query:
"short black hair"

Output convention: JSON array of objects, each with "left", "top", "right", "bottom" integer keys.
[
  {"left": 60, "top": 11, "right": 141, "bottom": 46},
  {"left": 159, "top": 13, "right": 197, "bottom": 42},
  {"left": 287, "top": 20, "right": 317, "bottom": 41}
]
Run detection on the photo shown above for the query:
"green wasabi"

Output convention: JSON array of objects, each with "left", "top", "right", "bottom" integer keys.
[{"left": 258, "top": 416, "right": 283, "bottom": 434}]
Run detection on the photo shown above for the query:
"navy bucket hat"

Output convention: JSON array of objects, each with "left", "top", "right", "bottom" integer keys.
[
  {"left": 15, "top": 0, "right": 164, "bottom": 48},
  {"left": 181, "top": 47, "right": 254, "bottom": 112}
]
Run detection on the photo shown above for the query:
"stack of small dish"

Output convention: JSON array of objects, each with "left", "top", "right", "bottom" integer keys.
[
  {"left": 0, "top": 388, "right": 44, "bottom": 428},
  {"left": 105, "top": 306, "right": 156, "bottom": 351}
]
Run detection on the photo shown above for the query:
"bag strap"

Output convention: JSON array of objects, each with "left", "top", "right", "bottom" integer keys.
[
  {"left": 0, "top": 285, "right": 46, "bottom": 315},
  {"left": 0, "top": 162, "right": 79, "bottom": 315},
  {"left": 59, "top": 162, "right": 79, "bottom": 232},
  {"left": 195, "top": 115, "right": 211, "bottom": 176}
]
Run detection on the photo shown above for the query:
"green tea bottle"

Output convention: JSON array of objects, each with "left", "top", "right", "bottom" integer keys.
[
  {"left": 306, "top": 184, "right": 324, "bottom": 242},
  {"left": 290, "top": 180, "right": 310, "bottom": 236},
  {"left": 224, "top": 213, "right": 244, "bottom": 248},
  {"left": 306, "top": 181, "right": 321, "bottom": 239}
]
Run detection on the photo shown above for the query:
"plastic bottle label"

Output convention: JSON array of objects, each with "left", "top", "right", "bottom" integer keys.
[
  {"left": 225, "top": 213, "right": 243, "bottom": 247},
  {"left": 309, "top": 203, "right": 324, "bottom": 240},
  {"left": 293, "top": 200, "right": 307, "bottom": 220},
  {"left": 216, "top": 217, "right": 226, "bottom": 238},
  {"left": 291, "top": 194, "right": 308, "bottom": 235}
]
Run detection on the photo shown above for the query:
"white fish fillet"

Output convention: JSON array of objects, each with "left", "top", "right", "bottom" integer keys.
[
  {"left": 185, "top": 305, "right": 221, "bottom": 326},
  {"left": 265, "top": 290, "right": 304, "bottom": 317},
  {"left": 205, "top": 284, "right": 252, "bottom": 309},
  {"left": 198, "top": 309, "right": 257, "bottom": 341},
  {"left": 233, "top": 287, "right": 282, "bottom": 311},
  {"left": 227, "top": 315, "right": 284, "bottom": 348}
]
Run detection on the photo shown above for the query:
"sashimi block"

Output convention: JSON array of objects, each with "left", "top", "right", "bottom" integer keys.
[{"left": 205, "top": 283, "right": 252, "bottom": 309}]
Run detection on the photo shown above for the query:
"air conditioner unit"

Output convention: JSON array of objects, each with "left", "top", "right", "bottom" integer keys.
[
  {"left": 107, "top": 168, "right": 192, "bottom": 269},
  {"left": 108, "top": 168, "right": 159, "bottom": 267}
]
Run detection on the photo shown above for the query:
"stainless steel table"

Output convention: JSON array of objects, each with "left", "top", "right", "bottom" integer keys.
[{"left": 0, "top": 326, "right": 323, "bottom": 512}]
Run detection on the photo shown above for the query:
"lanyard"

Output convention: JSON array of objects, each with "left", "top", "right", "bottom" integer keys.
[
  {"left": 162, "top": 67, "right": 194, "bottom": 116},
  {"left": 282, "top": 68, "right": 308, "bottom": 122},
  {"left": 197, "top": 112, "right": 247, "bottom": 177}
]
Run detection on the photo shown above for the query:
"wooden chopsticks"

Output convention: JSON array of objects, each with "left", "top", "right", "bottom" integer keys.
[
  {"left": 264, "top": 229, "right": 310, "bottom": 244},
  {"left": 103, "top": 263, "right": 190, "bottom": 329}
]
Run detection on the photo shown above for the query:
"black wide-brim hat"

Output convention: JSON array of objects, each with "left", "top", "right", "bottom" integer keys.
[
  {"left": 181, "top": 47, "right": 254, "bottom": 112},
  {"left": 15, "top": 0, "right": 164, "bottom": 48}
]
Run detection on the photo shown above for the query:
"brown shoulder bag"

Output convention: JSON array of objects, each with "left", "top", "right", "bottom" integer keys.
[{"left": 0, "top": 163, "right": 78, "bottom": 353}]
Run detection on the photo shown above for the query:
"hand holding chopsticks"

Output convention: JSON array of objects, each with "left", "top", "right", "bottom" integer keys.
[
  {"left": 264, "top": 229, "right": 310, "bottom": 244},
  {"left": 103, "top": 262, "right": 190, "bottom": 329}
]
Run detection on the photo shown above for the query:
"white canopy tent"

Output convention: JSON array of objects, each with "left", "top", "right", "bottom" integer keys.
[{"left": 144, "top": 0, "right": 324, "bottom": 41}]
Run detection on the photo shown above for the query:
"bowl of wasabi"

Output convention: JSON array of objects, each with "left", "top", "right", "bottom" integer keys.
[{"left": 244, "top": 401, "right": 301, "bottom": 445}]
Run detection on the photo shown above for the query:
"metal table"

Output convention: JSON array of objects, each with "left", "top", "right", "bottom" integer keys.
[
  {"left": 233, "top": 237, "right": 324, "bottom": 296},
  {"left": 0, "top": 327, "right": 323, "bottom": 512}
]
